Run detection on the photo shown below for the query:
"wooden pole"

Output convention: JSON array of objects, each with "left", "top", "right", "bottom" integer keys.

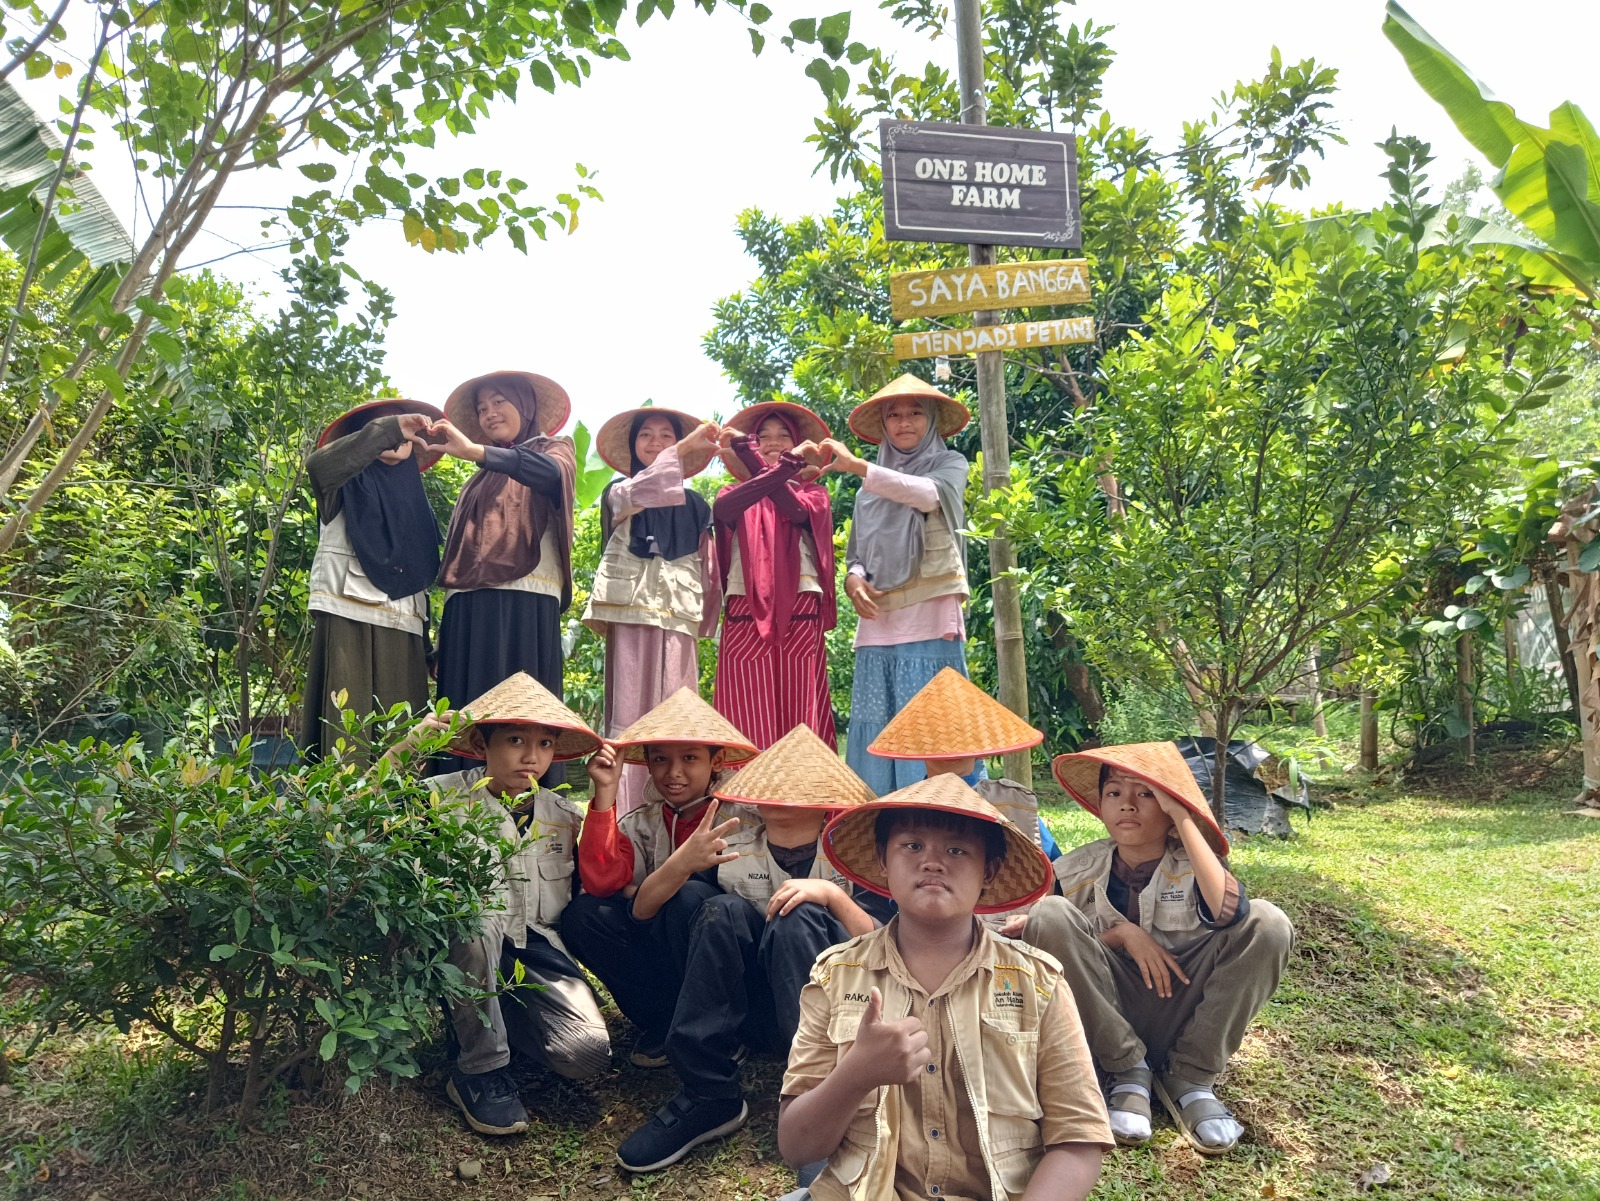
[
  {"left": 1305, "top": 650, "right": 1328, "bottom": 739},
  {"left": 954, "top": 0, "right": 1031, "bottom": 786},
  {"left": 1359, "top": 688, "right": 1379, "bottom": 771}
]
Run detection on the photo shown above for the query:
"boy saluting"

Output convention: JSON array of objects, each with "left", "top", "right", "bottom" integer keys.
[{"left": 779, "top": 774, "right": 1111, "bottom": 1201}]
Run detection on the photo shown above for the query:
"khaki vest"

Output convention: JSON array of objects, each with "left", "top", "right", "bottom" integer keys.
[
  {"left": 872, "top": 507, "right": 969, "bottom": 613},
  {"left": 1052, "top": 837, "right": 1209, "bottom": 951},
  {"left": 582, "top": 521, "right": 706, "bottom": 638},
  {"left": 426, "top": 768, "right": 582, "bottom": 957},
  {"left": 715, "top": 805, "right": 850, "bottom": 910},
  {"left": 308, "top": 511, "right": 429, "bottom": 634},
  {"left": 806, "top": 922, "right": 1062, "bottom": 1201},
  {"left": 616, "top": 768, "right": 739, "bottom": 889}
]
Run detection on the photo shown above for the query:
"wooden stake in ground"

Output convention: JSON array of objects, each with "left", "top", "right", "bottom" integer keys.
[{"left": 953, "top": 0, "right": 1030, "bottom": 786}]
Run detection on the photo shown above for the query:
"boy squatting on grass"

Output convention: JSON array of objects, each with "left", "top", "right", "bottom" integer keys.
[
  {"left": 606, "top": 724, "right": 892, "bottom": 1173},
  {"left": 1022, "top": 742, "right": 1295, "bottom": 1155},
  {"left": 558, "top": 688, "right": 761, "bottom": 1074},
  {"left": 389, "top": 672, "right": 611, "bottom": 1137},
  {"left": 778, "top": 773, "right": 1113, "bottom": 1201}
]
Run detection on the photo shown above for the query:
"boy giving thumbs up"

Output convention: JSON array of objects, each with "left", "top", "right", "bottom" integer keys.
[{"left": 778, "top": 775, "right": 1112, "bottom": 1201}]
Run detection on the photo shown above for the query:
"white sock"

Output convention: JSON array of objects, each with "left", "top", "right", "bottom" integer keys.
[
  {"left": 1108, "top": 1060, "right": 1151, "bottom": 1142},
  {"left": 1177, "top": 1088, "right": 1244, "bottom": 1148}
]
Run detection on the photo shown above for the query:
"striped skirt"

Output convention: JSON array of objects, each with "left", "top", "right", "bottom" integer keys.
[{"left": 713, "top": 592, "right": 836, "bottom": 750}]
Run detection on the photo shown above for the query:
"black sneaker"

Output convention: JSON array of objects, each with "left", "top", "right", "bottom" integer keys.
[
  {"left": 630, "top": 1030, "right": 669, "bottom": 1069},
  {"left": 615, "top": 1092, "right": 748, "bottom": 1172},
  {"left": 446, "top": 1066, "right": 529, "bottom": 1135}
]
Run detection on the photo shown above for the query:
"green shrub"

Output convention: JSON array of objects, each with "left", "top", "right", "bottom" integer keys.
[
  {"left": 1098, "top": 678, "right": 1197, "bottom": 745},
  {"left": 0, "top": 713, "right": 508, "bottom": 1122}
]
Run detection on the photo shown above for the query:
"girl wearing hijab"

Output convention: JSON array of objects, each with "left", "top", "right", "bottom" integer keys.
[
  {"left": 582, "top": 407, "right": 724, "bottom": 814},
  {"left": 711, "top": 401, "right": 838, "bottom": 749},
  {"left": 428, "top": 371, "right": 577, "bottom": 775},
  {"left": 820, "top": 373, "right": 974, "bottom": 795},
  {"left": 302, "top": 399, "right": 443, "bottom": 761}
]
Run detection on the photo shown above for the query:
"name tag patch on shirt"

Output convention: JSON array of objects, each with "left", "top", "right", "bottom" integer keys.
[
  {"left": 993, "top": 977, "right": 1025, "bottom": 1009},
  {"left": 1159, "top": 888, "right": 1186, "bottom": 903}
]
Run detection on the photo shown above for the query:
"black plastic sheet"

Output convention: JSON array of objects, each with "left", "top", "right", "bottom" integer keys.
[{"left": 1174, "top": 736, "right": 1310, "bottom": 839}]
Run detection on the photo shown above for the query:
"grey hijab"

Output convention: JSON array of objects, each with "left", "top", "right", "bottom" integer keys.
[{"left": 846, "top": 399, "right": 968, "bottom": 593}]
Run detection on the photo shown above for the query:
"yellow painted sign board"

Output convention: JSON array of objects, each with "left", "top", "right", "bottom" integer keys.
[
  {"left": 893, "top": 316, "right": 1096, "bottom": 360},
  {"left": 890, "top": 260, "right": 1091, "bottom": 320}
]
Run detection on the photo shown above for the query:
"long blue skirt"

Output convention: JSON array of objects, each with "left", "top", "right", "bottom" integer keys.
[{"left": 845, "top": 638, "right": 973, "bottom": 796}]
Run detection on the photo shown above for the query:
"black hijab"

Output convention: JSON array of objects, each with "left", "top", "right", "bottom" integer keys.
[
  {"left": 339, "top": 412, "right": 442, "bottom": 599},
  {"left": 600, "top": 411, "right": 711, "bottom": 562}
]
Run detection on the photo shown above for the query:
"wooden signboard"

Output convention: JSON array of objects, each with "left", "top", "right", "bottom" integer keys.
[
  {"left": 880, "top": 120, "right": 1081, "bottom": 249},
  {"left": 890, "top": 260, "right": 1090, "bottom": 321},
  {"left": 893, "top": 316, "right": 1096, "bottom": 360}
]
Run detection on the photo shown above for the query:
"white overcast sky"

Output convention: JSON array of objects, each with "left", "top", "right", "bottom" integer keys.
[{"left": 15, "top": 1, "right": 1600, "bottom": 433}]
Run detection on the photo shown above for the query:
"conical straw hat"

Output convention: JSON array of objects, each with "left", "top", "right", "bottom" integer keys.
[
  {"left": 848, "top": 373, "right": 970, "bottom": 445},
  {"left": 822, "top": 773, "right": 1052, "bottom": 913},
  {"left": 869, "top": 667, "right": 1043, "bottom": 760},
  {"left": 714, "top": 724, "right": 875, "bottom": 809},
  {"left": 719, "top": 400, "right": 831, "bottom": 483},
  {"left": 444, "top": 370, "right": 571, "bottom": 444},
  {"left": 1052, "top": 742, "right": 1229, "bottom": 855},
  {"left": 449, "top": 672, "right": 601, "bottom": 762},
  {"left": 612, "top": 687, "right": 759, "bottom": 765},
  {"left": 317, "top": 398, "right": 445, "bottom": 470},
  {"left": 595, "top": 406, "right": 713, "bottom": 478}
]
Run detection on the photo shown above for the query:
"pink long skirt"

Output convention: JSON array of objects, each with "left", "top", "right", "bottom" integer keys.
[
  {"left": 605, "top": 622, "right": 700, "bottom": 816},
  {"left": 713, "top": 592, "right": 836, "bottom": 751}
]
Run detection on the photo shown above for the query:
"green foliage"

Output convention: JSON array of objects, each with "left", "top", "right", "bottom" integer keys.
[
  {"left": 980, "top": 139, "right": 1588, "bottom": 808},
  {"left": 1384, "top": 1, "right": 1600, "bottom": 298},
  {"left": 0, "top": 711, "right": 507, "bottom": 1122}
]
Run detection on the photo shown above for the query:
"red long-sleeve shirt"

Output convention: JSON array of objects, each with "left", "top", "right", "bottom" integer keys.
[{"left": 576, "top": 801, "right": 711, "bottom": 898}]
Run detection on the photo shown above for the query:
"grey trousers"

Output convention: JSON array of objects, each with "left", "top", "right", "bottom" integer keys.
[
  {"left": 447, "top": 926, "right": 611, "bottom": 1080},
  {"left": 1023, "top": 896, "right": 1293, "bottom": 1086}
]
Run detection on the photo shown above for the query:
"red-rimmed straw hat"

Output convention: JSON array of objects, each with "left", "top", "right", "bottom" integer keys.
[
  {"left": 848, "top": 373, "right": 970, "bottom": 445},
  {"left": 720, "top": 400, "right": 831, "bottom": 483},
  {"left": 1051, "top": 742, "right": 1229, "bottom": 855},
  {"left": 444, "top": 370, "right": 571, "bottom": 444},
  {"left": 610, "top": 687, "right": 759, "bottom": 766},
  {"left": 448, "top": 671, "right": 601, "bottom": 762},
  {"left": 317, "top": 399, "right": 445, "bottom": 470},
  {"left": 822, "top": 773, "right": 1053, "bottom": 914},
  {"left": 868, "top": 667, "right": 1043, "bottom": 760},
  {"left": 713, "top": 724, "right": 874, "bottom": 810},
  {"left": 595, "top": 406, "right": 713, "bottom": 478}
]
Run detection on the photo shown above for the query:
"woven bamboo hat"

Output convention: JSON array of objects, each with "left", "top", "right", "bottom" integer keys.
[
  {"left": 822, "top": 773, "right": 1053, "bottom": 913},
  {"left": 611, "top": 687, "right": 760, "bottom": 766},
  {"left": 444, "top": 370, "right": 571, "bottom": 444},
  {"left": 720, "top": 400, "right": 831, "bottom": 483},
  {"left": 848, "top": 374, "right": 970, "bottom": 445},
  {"left": 1052, "top": 742, "right": 1229, "bottom": 855},
  {"left": 450, "top": 672, "right": 602, "bottom": 762},
  {"left": 713, "top": 724, "right": 875, "bottom": 810},
  {"left": 595, "top": 406, "right": 714, "bottom": 478},
  {"left": 317, "top": 399, "right": 445, "bottom": 470},
  {"left": 868, "top": 667, "right": 1043, "bottom": 760}
]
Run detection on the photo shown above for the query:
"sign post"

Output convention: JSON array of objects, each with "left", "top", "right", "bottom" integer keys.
[{"left": 954, "top": 0, "right": 1032, "bottom": 786}]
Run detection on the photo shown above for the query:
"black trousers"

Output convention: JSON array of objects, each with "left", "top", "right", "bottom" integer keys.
[
  {"left": 559, "top": 878, "right": 723, "bottom": 1036},
  {"left": 669, "top": 894, "right": 850, "bottom": 1102}
]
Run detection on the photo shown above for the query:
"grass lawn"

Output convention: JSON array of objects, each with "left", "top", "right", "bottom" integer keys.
[{"left": 4, "top": 743, "right": 1599, "bottom": 1200}]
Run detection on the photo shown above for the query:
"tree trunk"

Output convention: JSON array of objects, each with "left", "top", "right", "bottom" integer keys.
[
  {"left": 1458, "top": 633, "right": 1476, "bottom": 766},
  {"left": 204, "top": 1005, "right": 237, "bottom": 1114},
  {"left": 1208, "top": 699, "right": 1237, "bottom": 828},
  {"left": 1546, "top": 572, "right": 1582, "bottom": 717},
  {"left": 1305, "top": 650, "right": 1328, "bottom": 738},
  {"left": 1359, "top": 688, "right": 1379, "bottom": 771}
]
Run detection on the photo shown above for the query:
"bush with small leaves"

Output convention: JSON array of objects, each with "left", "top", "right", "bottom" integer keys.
[{"left": 0, "top": 709, "right": 508, "bottom": 1121}]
